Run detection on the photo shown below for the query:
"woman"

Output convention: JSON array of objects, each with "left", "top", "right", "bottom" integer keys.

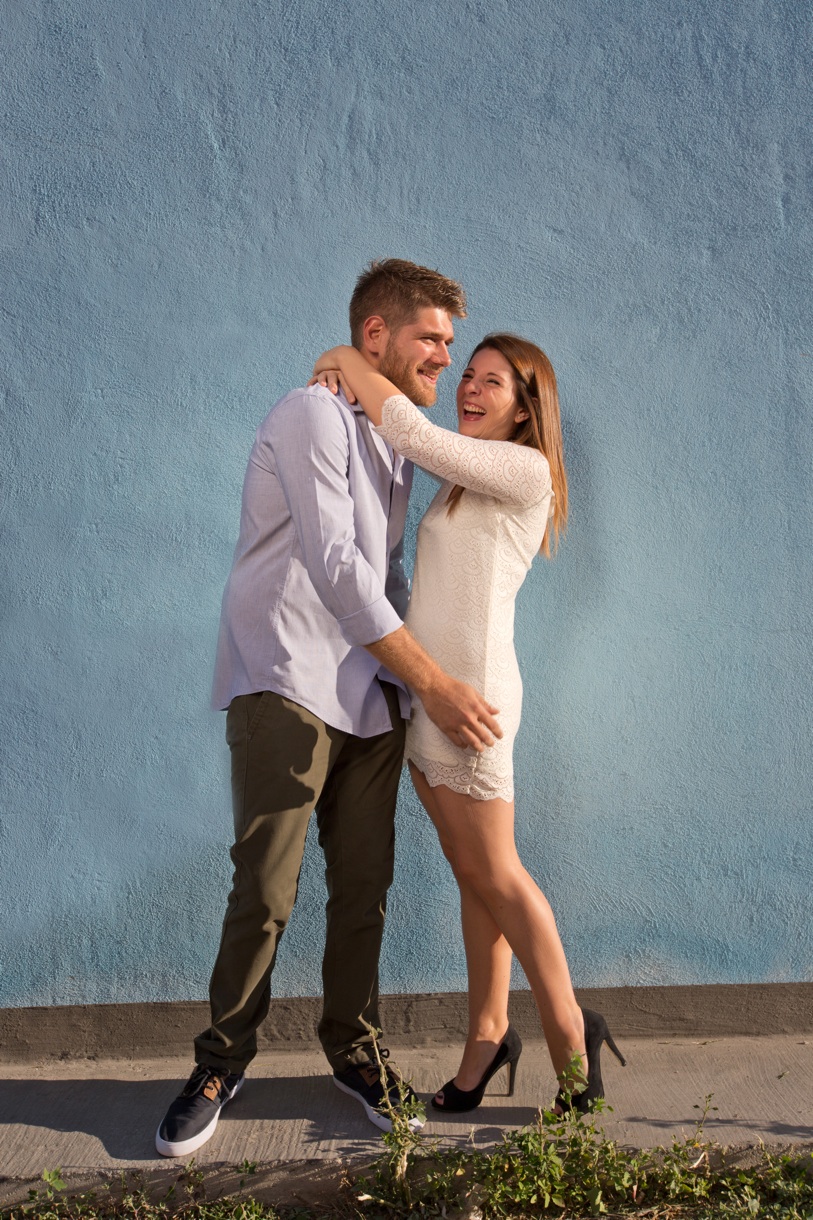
[{"left": 312, "top": 334, "right": 625, "bottom": 1113}]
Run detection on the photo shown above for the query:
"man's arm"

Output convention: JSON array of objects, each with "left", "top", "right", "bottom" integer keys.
[
  {"left": 384, "top": 535, "right": 409, "bottom": 621},
  {"left": 271, "top": 391, "right": 499, "bottom": 750},
  {"left": 366, "top": 626, "right": 502, "bottom": 753},
  {"left": 271, "top": 391, "right": 403, "bottom": 646}
]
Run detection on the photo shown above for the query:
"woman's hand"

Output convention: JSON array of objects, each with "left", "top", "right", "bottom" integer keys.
[
  {"left": 308, "top": 367, "right": 356, "bottom": 403},
  {"left": 309, "top": 345, "right": 395, "bottom": 427},
  {"left": 309, "top": 346, "right": 359, "bottom": 402}
]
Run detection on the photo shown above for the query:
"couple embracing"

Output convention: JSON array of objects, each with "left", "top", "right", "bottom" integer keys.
[{"left": 156, "top": 258, "right": 624, "bottom": 1158}]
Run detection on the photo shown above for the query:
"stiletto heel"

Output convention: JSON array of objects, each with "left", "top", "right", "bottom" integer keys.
[
  {"left": 555, "top": 1007, "right": 626, "bottom": 1115},
  {"left": 506, "top": 1053, "right": 519, "bottom": 1097},
  {"left": 432, "top": 1025, "right": 522, "bottom": 1112},
  {"left": 603, "top": 1026, "right": 626, "bottom": 1066}
]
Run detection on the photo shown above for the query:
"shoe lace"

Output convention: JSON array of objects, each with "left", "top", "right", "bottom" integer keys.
[
  {"left": 184, "top": 1064, "right": 223, "bottom": 1098},
  {"left": 358, "top": 1047, "right": 391, "bottom": 1086}
]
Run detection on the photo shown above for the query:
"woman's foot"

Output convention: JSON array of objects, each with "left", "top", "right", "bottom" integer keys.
[
  {"left": 553, "top": 1008, "right": 626, "bottom": 1115},
  {"left": 445, "top": 1029, "right": 511, "bottom": 1093},
  {"left": 551, "top": 1005, "right": 589, "bottom": 1114},
  {"left": 554, "top": 1050, "right": 589, "bottom": 1115},
  {"left": 433, "top": 1026, "right": 522, "bottom": 1111}
]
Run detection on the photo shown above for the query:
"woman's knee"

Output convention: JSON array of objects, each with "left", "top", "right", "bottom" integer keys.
[{"left": 453, "top": 853, "right": 520, "bottom": 901}]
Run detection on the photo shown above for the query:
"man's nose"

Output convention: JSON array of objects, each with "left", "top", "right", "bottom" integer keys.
[{"left": 436, "top": 344, "right": 452, "bottom": 367}]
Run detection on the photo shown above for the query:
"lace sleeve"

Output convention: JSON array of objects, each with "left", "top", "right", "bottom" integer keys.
[{"left": 374, "top": 394, "right": 552, "bottom": 509}]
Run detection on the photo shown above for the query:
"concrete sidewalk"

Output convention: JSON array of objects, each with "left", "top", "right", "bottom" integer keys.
[{"left": 2, "top": 1035, "right": 812, "bottom": 1208}]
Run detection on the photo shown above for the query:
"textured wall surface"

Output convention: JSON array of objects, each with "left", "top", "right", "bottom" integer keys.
[{"left": 1, "top": 0, "right": 811, "bottom": 1007}]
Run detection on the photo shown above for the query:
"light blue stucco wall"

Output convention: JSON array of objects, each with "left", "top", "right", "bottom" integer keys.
[{"left": 2, "top": 0, "right": 811, "bottom": 1008}]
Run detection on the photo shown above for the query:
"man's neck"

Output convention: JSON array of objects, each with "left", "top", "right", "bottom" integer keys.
[{"left": 355, "top": 345, "right": 380, "bottom": 372}]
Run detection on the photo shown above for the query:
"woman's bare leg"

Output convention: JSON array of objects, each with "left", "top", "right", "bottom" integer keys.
[
  {"left": 410, "top": 766, "right": 585, "bottom": 1083},
  {"left": 411, "top": 765, "right": 513, "bottom": 1090}
]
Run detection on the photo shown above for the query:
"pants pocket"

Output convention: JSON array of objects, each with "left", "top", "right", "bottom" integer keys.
[{"left": 245, "top": 691, "right": 273, "bottom": 740}]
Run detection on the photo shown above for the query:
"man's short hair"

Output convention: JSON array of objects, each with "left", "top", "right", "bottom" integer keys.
[{"left": 349, "top": 258, "right": 467, "bottom": 347}]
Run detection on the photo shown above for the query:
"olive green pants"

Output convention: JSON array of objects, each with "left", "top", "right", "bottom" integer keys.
[{"left": 194, "top": 683, "right": 405, "bottom": 1075}]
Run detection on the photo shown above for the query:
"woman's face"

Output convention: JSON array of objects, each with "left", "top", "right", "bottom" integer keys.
[{"left": 455, "top": 348, "right": 527, "bottom": 441}]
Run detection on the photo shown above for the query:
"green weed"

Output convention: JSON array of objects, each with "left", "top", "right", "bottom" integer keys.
[
  {"left": 355, "top": 1029, "right": 429, "bottom": 1210},
  {"left": 363, "top": 1086, "right": 813, "bottom": 1219},
  {"left": 6, "top": 1076, "right": 813, "bottom": 1219}
]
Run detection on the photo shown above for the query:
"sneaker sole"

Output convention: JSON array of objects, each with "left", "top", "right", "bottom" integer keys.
[
  {"left": 332, "top": 1075, "right": 425, "bottom": 1133},
  {"left": 155, "top": 1076, "right": 244, "bottom": 1157}
]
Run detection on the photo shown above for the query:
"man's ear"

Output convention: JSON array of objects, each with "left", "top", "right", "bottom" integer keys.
[{"left": 361, "top": 315, "right": 389, "bottom": 358}]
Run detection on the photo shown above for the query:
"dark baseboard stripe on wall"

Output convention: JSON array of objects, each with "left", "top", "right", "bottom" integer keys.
[{"left": 1, "top": 983, "right": 811, "bottom": 1063}]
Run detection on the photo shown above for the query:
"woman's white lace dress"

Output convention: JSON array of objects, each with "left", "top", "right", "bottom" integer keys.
[{"left": 375, "top": 395, "right": 554, "bottom": 802}]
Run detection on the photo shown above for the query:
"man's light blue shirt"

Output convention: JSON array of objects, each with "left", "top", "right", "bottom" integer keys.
[{"left": 211, "top": 385, "right": 413, "bottom": 736}]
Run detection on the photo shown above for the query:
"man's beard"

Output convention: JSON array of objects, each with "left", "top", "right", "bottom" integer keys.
[{"left": 379, "top": 340, "right": 438, "bottom": 408}]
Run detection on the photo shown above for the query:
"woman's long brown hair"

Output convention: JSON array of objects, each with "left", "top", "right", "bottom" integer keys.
[{"left": 446, "top": 333, "right": 568, "bottom": 556}]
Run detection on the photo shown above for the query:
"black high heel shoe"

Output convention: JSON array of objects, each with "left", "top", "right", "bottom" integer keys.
[
  {"left": 555, "top": 1007, "right": 626, "bottom": 1115},
  {"left": 432, "top": 1025, "right": 523, "bottom": 1112}
]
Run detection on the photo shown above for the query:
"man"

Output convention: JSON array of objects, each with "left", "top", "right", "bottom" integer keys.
[{"left": 155, "top": 259, "right": 501, "bottom": 1157}]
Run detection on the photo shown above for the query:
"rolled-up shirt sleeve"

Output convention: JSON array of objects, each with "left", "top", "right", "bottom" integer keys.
[{"left": 271, "top": 393, "right": 403, "bottom": 646}]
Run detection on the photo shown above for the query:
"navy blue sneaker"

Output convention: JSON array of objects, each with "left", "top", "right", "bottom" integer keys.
[
  {"left": 333, "top": 1052, "right": 424, "bottom": 1133},
  {"left": 155, "top": 1063, "right": 244, "bottom": 1157}
]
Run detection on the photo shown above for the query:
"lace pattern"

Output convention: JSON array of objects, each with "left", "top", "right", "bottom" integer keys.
[
  {"left": 374, "top": 395, "right": 550, "bottom": 803},
  {"left": 405, "top": 747, "right": 515, "bottom": 803},
  {"left": 376, "top": 394, "right": 553, "bottom": 511}
]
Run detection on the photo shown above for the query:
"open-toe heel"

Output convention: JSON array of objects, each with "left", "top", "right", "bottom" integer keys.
[{"left": 432, "top": 1025, "right": 522, "bottom": 1113}]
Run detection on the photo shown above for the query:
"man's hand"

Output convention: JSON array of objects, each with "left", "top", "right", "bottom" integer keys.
[
  {"left": 420, "top": 672, "right": 502, "bottom": 753},
  {"left": 365, "top": 626, "right": 502, "bottom": 753}
]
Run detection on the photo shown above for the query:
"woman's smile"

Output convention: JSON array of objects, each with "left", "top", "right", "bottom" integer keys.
[{"left": 456, "top": 348, "right": 525, "bottom": 441}]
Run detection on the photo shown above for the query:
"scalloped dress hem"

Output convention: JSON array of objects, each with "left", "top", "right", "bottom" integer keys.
[{"left": 404, "top": 748, "right": 515, "bottom": 804}]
